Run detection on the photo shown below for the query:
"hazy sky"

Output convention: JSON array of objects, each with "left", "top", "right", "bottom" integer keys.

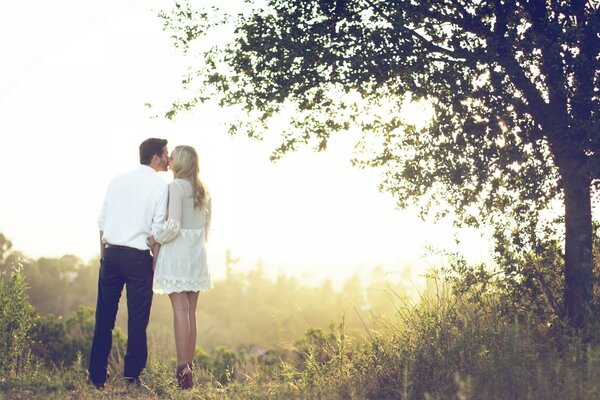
[{"left": 0, "top": 0, "right": 491, "bottom": 285}]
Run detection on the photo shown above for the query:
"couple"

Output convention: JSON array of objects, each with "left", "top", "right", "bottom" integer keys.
[{"left": 88, "top": 138, "right": 212, "bottom": 390}]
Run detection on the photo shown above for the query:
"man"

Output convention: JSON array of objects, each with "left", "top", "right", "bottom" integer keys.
[{"left": 88, "top": 138, "right": 169, "bottom": 389}]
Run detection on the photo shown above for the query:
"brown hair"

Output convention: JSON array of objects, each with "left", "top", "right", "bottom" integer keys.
[{"left": 139, "top": 138, "right": 168, "bottom": 165}]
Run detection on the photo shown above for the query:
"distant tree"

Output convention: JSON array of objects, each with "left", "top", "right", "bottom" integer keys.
[
  {"left": 25, "top": 256, "right": 83, "bottom": 316},
  {"left": 160, "top": 1, "right": 599, "bottom": 329},
  {"left": 342, "top": 274, "right": 365, "bottom": 308},
  {"left": 0, "top": 233, "right": 12, "bottom": 266}
]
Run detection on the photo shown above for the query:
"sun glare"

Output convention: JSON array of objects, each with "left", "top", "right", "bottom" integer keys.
[{"left": 0, "top": 0, "right": 491, "bottom": 288}]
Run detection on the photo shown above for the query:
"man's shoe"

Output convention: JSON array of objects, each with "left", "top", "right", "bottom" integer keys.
[
  {"left": 125, "top": 376, "right": 151, "bottom": 391},
  {"left": 125, "top": 376, "right": 141, "bottom": 386},
  {"left": 88, "top": 372, "right": 108, "bottom": 390},
  {"left": 88, "top": 378, "right": 105, "bottom": 390}
]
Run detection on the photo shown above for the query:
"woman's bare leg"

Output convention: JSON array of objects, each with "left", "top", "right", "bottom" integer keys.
[
  {"left": 186, "top": 291, "right": 199, "bottom": 364},
  {"left": 168, "top": 292, "right": 190, "bottom": 366}
]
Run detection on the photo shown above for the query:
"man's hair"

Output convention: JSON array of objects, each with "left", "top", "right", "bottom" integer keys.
[{"left": 139, "top": 138, "right": 168, "bottom": 165}]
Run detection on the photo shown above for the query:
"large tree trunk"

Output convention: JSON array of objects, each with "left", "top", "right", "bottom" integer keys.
[{"left": 561, "top": 154, "right": 594, "bottom": 329}]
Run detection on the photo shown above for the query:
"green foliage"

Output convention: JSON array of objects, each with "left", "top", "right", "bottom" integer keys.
[
  {"left": 8, "top": 230, "right": 600, "bottom": 397},
  {"left": 30, "top": 315, "right": 75, "bottom": 366},
  {"left": 30, "top": 306, "right": 127, "bottom": 369},
  {"left": 158, "top": 0, "right": 598, "bottom": 228},
  {"left": 141, "top": 358, "right": 179, "bottom": 398},
  {"left": 5, "top": 270, "right": 600, "bottom": 398},
  {"left": 444, "top": 230, "right": 600, "bottom": 331},
  {"left": 212, "top": 345, "right": 240, "bottom": 384},
  {"left": 274, "top": 277, "right": 600, "bottom": 399},
  {"left": 445, "top": 244, "right": 564, "bottom": 324},
  {"left": 159, "top": 0, "right": 600, "bottom": 329},
  {"left": 149, "top": 267, "right": 408, "bottom": 352},
  {"left": 193, "top": 346, "right": 213, "bottom": 371},
  {"left": 0, "top": 233, "right": 12, "bottom": 266},
  {"left": 0, "top": 267, "right": 37, "bottom": 376},
  {"left": 23, "top": 256, "right": 97, "bottom": 316}
]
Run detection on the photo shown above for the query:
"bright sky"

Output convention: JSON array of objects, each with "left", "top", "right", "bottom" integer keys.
[{"left": 0, "top": 0, "right": 492, "bottom": 286}]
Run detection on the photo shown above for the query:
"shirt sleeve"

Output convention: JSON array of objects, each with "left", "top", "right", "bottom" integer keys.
[
  {"left": 97, "top": 187, "right": 109, "bottom": 231},
  {"left": 154, "top": 181, "right": 183, "bottom": 244},
  {"left": 150, "top": 182, "right": 169, "bottom": 239}
]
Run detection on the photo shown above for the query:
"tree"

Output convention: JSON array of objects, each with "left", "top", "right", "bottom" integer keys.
[
  {"left": 0, "top": 233, "right": 12, "bottom": 263},
  {"left": 159, "top": 1, "right": 599, "bottom": 329}
]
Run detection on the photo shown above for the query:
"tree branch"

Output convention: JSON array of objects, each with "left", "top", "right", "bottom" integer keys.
[
  {"left": 524, "top": 0, "right": 569, "bottom": 123},
  {"left": 489, "top": 4, "right": 553, "bottom": 137},
  {"left": 362, "top": 0, "right": 466, "bottom": 62},
  {"left": 570, "top": 0, "right": 588, "bottom": 24},
  {"left": 534, "top": 267, "right": 562, "bottom": 319},
  {"left": 590, "top": 155, "right": 600, "bottom": 180},
  {"left": 435, "top": 0, "right": 493, "bottom": 38},
  {"left": 571, "top": 5, "right": 599, "bottom": 124}
]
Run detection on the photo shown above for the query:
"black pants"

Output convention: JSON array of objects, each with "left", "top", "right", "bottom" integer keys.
[{"left": 88, "top": 246, "right": 153, "bottom": 384}]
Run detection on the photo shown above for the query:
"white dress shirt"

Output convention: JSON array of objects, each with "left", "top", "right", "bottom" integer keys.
[{"left": 98, "top": 165, "right": 168, "bottom": 251}]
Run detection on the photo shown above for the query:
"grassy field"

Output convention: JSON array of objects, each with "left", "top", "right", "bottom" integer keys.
[
  {"left": 3, "top": 267, "right": 600, "bottom": 399},
  {"left": 4, "top": 302, "right": 600, "bottom": 399}
]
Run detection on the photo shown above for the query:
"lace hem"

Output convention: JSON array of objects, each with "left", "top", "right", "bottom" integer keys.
[{"left": 153, "top": 277, "right": 213, "bottom": 294}]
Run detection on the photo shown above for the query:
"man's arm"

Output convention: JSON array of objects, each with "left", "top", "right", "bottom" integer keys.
[
  {"left": 99, "top": 231, "right": 104, "bottom": 258},
  {"left": 150, "top": 184, "right": 169, "bottom": 238}
]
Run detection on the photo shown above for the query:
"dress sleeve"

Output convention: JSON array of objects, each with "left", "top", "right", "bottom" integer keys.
[
  {"left": 154, "top": 182, "right": 183, "bottom": 244},
  {"left": 205, "top": 196, "right": 211, "bottom": 241}
]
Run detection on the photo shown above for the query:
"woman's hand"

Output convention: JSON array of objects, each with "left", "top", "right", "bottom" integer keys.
[
  {"left": 152, "top": 245, "right": 160, "bottom": 271},
  {"left": 147, "top": 236, "right": 158, "bottom": 246}
]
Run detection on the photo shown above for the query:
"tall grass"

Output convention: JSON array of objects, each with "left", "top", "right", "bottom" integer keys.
[
  {"left": 5, "top": 268, "right": 600, "bottom": 399},
  {"left": 292, "top": 278, "right": 600, "bottom": 399}
]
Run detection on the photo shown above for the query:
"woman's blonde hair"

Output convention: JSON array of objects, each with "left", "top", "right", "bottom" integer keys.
[{"left": 171, "top": 145, "right": 208, "bottom": 210}]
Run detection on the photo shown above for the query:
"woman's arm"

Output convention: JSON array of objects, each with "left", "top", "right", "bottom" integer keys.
[
  {"left": 151, "top": 242, "right": 160, "bottom": 271},
  {"left": 205, "top": 196, "right": 212, "bottom": 242},
  {"left": 153, "top": 181, "right": 184, "bottom": 244}
]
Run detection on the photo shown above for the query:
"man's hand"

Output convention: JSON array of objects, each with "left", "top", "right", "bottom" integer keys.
[{"left": 99, "top": 231, "right": 104, "bottom": 259}]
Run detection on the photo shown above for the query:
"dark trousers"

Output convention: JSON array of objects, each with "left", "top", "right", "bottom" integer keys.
[{"left": 88, "top": 246, "right": 153, "bottom": 384}]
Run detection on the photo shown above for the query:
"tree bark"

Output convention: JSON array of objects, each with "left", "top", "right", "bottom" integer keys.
[{"left": 560, "top": 153, "right": 594, "bottom": 330}]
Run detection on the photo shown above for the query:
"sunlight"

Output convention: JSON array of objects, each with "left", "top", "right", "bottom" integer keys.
[{"left": 0, "top": 0, "right": 491, "bottom": 289}]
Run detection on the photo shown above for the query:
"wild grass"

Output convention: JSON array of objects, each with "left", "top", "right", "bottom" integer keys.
[{"left": 4, "top": 271, "right": 600, "bottom": 399}]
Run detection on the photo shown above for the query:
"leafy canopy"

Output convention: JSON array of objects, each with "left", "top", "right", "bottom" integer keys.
[{"left": 161, "top": 1, "right": 599, "bottom": 247}]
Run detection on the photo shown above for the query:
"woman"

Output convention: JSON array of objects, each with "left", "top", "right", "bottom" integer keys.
[{"left": 150, "top": 145, "right": 212, "bottom": 390}]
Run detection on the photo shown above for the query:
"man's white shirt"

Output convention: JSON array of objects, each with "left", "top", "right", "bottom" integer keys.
[{"left": 98, "top": 165, "right": 168, "bottom": 250}]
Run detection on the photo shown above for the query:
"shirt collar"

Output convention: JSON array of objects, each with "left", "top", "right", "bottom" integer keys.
[{"left": 139, "top": 164, "right": 157, "bottom": 174}]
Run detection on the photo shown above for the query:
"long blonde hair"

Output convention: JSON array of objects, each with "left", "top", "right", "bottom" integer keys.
[{"left": 171, "top": 145, "right": 208, "bottom": 210}]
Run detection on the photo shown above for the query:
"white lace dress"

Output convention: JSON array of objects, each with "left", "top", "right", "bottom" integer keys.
[{"left": 153, "top": 179, "right": 212, "bottom": 294}]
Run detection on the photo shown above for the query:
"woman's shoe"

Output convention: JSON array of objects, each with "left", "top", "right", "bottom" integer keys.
[
  {"left": 176, "top": 364, "right": 186, "bottom": 388},
  {"left": 176, "top": 363, "right": 193, "bottom": 390},
  {"left": 183, "top": 363, "right": 194, "bottom": 389}
]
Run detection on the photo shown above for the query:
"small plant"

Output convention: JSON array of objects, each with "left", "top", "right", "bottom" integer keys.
[
  {"left": 0, "top": 266, "right": 37, "bottom": 376},
  {"left": 141, "top": 358, "right": 179, "bottom": 398}
]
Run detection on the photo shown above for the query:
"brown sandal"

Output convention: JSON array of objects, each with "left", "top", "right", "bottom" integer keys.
[{"left": 176, "top": 363, "right": 193, "bottom": 390}]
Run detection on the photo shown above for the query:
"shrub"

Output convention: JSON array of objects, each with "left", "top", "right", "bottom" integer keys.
[
  {"left": 0, "top": 267, "right": 37, "bottom": 375},
  {"left": 30, "top": 306, "right": 127, "bottom": 369}
]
